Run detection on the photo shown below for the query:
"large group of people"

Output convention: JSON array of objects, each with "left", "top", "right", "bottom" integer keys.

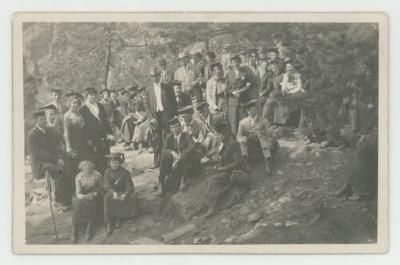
[{"left": 27, "top": 41, "right": 311, "bottom": 242}]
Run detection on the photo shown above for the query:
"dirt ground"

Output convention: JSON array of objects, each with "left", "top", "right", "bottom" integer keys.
[{"left": 24, "top": 128, "right": 377, "bottom": 245}]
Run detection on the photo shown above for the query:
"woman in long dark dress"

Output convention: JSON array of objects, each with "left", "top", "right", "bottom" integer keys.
[
  {"left": 71, "top": 160, "right": 103, "bottom": 243},
  {"left": 103, "top": 153, "right": 138, "bottom": 235},
  {"left": 204, "top": 117, "right": 247, "bottom": 218},
  {"left": 63, "top": 93, "right": 86, "bottom": 193}
]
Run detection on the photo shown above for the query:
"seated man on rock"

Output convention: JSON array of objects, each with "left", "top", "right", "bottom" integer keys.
[
  {"left": 195, "top": 101, "right": 221, "bottom": 161},
  {"left": 158, "top": 117, "right": 201, "bottom": 194},
  {"left": 179, "top": 104, "right": 207, "bottom": 144},
  {"left": 237, "top": 99, "right": 279, "bottom": 174}
]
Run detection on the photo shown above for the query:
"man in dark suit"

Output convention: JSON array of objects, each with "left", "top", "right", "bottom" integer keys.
[
  {"left": 158, "top": 117, "right": 201, "bottom": 194},
  {"left": 143, "top": 67, "right": 178, "bottom": 168},
  {"left": 79, "top": 87, "right": 114, "bottom": 173},
  {"left": 225, "top": 54, "right": 256, "bottom": 134},
  {"left": 27, "top": 108, "right": 72, "bottom": 209}
]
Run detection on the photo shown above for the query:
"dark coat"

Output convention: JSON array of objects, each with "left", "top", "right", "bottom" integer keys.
[
  {"left": 225, "top": 66, "right": 256, "bottom": 106},
  {"left": 264, "top": 72, "right": 283, "bottom": 98},
  {"left": 144, "top": 82, "right": 177, "bottom": 120},
  {"left": 79, "top": 103, "right": 112, "bottom": 157},
  {"left": 163, "top": 131, "right": 194, "bottom": 155},
  {"left": 26, "top": 126, "right": 65, "bottom": 179},
  {"left": 176, "top": 93, "right": 193, "bottom": 110}
]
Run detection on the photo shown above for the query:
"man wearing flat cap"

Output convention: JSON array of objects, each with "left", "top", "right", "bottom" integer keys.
[
  {"left": 79, "top": 87, "right": 114, "bottom": 174},
  {"left": 189, "top": 51, "right": 206, "bottom": 102},
  {"left": 40, "top": 103, "right": 64, "bottom": 135},
  {"left": 179, "top": 104, "right": 206, "bottom": 145},
  {"left": 225, "top": 54, "right": 256, "bottom": 134},
  {"left": 173, "top": 83, "right": 192, "bottom": 110},
  {"left": 159, "top": 117, "right": 200, "bottom": 194},
  {"left": 27, "top": 109, "right": 71, "bottom": 209},
  {"left": 174, "top": 52, "right": 197, "bottom": 100},
  {"left": 158, "top": 58, "right": 174, "bottom": 84},
  {"left": 99, "top": 86, "right": 115, "bottom": 126},
  {"left": 144, "top": 67, "right": 178, "bottom": 168}
]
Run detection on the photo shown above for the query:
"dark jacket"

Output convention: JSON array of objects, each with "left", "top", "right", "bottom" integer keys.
[
  {"left": 144, "top": 82, "right": 177, "bottom": 120},
  {"left": 225, "top": 66, "right": 256, "bottom": 106},
  {"left": 265, "top": 72, "right": 283, "bottom": 98},
  {"left": 103, "top": 166, "right": 134, "bottom": 195},
  {"left": 164, "top": 131, "right": 193, "bottom": 155},
  {"left": 79, "top": 103, "right": 112, "bottom": 156},
  {"left": 176, "top": 93, "right": 192, "bottom": 110},
  {"left": 26, "top": 126, "right": 65, "bottom": 179}
]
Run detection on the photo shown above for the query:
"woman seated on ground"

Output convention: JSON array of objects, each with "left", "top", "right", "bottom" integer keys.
[
  {"left": 103, "top": 153, "right": 138, "bottom": 235},
  {"left": 204, "top": 117, "right": 248, "bottom": 218},
  {"left": 131, "top": 87, "right": 151, "bottom": 150},
  {"left": 71, "top": 159, "right": 103, "bottom": 243}
]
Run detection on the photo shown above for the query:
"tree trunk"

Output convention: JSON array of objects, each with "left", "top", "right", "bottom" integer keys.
[
  {"left": 104, "top": 23, "right": 116, "bottom": 89},
  {"left": 104, "top": 40, "right": 112, "bottom": 89}
]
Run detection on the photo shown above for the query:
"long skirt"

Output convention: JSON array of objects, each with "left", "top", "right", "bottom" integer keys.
[
  {"left": 273, "top": 103, "right": 289, "bottom": 125},
  {"left": 120, "top": 116, "right": 135, "bottom": 144},
  {"left": 206, "top": 171, "right": 240, "bottom": 210},
  {"left": 72, "top": 195, "right": 103, "bottom": 226},
  {"left": 103, "top": 192, "right": 138, "bottom": 223},
  {"left": 227, "top": 104, "right": 239, "bottom": 134},
  {"left": 132, "top": 120, "right": 150, "bottom": 143}
]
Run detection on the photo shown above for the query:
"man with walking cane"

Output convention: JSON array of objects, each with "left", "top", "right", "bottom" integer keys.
[{"left": 27, "top": 108, "right": 67, "bottom": 242}]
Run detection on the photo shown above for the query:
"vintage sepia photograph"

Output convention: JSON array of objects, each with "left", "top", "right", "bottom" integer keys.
[{"left": 12, "top": 12, "right": 388, "bottom": 254}]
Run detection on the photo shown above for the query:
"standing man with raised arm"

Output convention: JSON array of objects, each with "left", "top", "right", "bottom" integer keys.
[{"left": 143, "top": 67, "right": 178, "bottom": 168}]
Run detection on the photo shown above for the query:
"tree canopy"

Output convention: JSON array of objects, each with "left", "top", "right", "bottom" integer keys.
[{"left": 23, "top": 22, "right": 379, "bottom": 144}]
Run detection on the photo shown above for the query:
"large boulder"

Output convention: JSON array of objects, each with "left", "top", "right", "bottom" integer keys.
[{"left": 170, "top": 179, "right": 208, "bottom": 221}]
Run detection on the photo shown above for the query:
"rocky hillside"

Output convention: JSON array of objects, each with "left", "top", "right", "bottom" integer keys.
[{"left": 25, "top": 128, "right": 377, "bottom": 245}]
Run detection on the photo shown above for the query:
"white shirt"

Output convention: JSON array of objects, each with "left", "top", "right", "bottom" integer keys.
[
  {"left": 250, "top": 115, "right": 257, "bottom": 128},
  {"left": 153, "top": 82, "right": 164, "bottom": 112}
]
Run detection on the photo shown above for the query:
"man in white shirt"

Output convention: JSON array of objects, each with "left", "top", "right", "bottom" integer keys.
[
  {"left": 237, "top": 99, "right": 278, "bottom": 174},
  {"left": 144, "top": 67, "right": 178, "bottom": 168},
  {"left": 174, "top": 52, "right": 194, "bottom": 95}
]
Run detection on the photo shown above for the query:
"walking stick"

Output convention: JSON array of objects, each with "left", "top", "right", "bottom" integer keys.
[{"left": 45, "top": 170, "right": 59, "bottom": 243}]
